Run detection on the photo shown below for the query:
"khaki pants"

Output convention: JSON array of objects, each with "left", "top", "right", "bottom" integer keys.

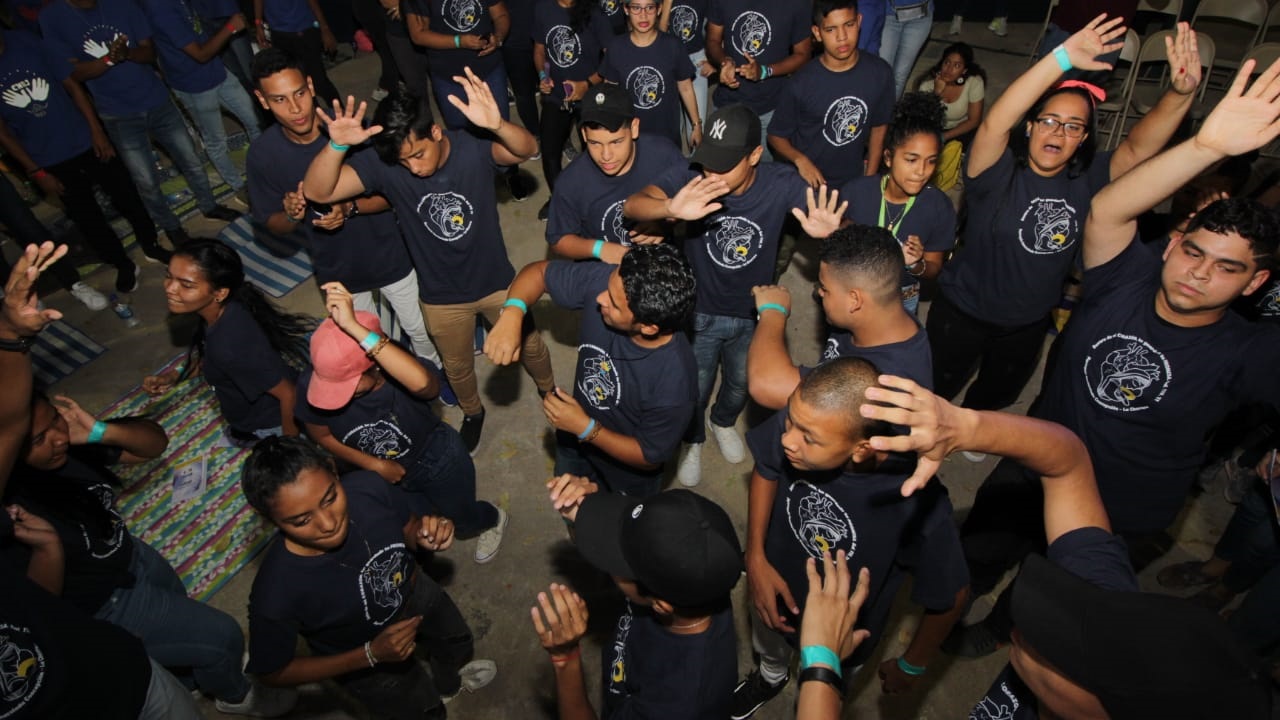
[{"left": 420, "top": 289, "right": 554, "bottom": 416}]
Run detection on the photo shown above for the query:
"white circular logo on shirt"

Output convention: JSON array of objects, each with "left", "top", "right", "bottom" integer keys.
[
  {"left": 823, "top": 96, "right": 868, "bottom": 146},
  {"left": 1260, "top": 283, "right": 1280, "bottom": 318},
  {"left": 547, "top": 25, "right": 582, "bottom": 68},
  {"left": 626, "top": 66, "right": 664, "bottom": 109},
  {"left": 786, "top": 481, "right": 857, "bottom": 558},
  {"left": 417, "top": 191, "right": 473, "bottom": 242},
  {"left": 1018, "top": 197, "right": 1079, "bottom": 255},
  {"left": 358, "top": 545, "right": 415, "bottom": 625},
  {"left": 577, "top": 343, "right": 622, "bottom": 410},
  {"left": 442, "top": 0, "right": 483, "bottom": 32},
  {"left": 707, "top": 216, "right": 763, "bottom": 270},
  {"left": 730, "top": 11, "right": 771, "bottom": 57},
  {"left": 86, "top": 483, "right": 126, "bottom": 560},
  {"left": 1083, "top": 333, "right": 1172, "bottom": 412},
  {"left": 343, "top": 420, "right": 412, "bottom": 460},
  {"left": 969, "top": 681, "right": 1022, "bottom": 720},
  {"left": 822, "top": 337, "right": 840, "bottom": 361},
  {"left": 670, "top": 5, "right": 700, "bottom": 41},
  {"left": 0, "top": 624, "right": 44, "bottom": 719},
  {"left": 600, "top": 0, "right": 621, "bottom": 17},
  {"left": 600, "top": 199, "right": 630, "bottom": 245},
  {"left": 0, "top": 72, "right": 52, "bottom": 118}
]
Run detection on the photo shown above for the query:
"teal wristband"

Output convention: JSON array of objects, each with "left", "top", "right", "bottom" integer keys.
[
  {"left": 175, "top": 364, "right": 186, "bottom": 376},
  {"left": 896, "top": 657, "right": 926, "bottom": 676},
  {"left": 539, "top": 70, "right": 548, "bottom": 80},
  {"left": 799, "top": 645, "right": 842, "bottom": 678},
  {"left": 1053, "top": 45, "right": 1072, "bottom": 73},
  {"left": 761, "top": 64, "right": 771, "bottom": 80},
  {"left": 359, "top": 331, "right": 381, "bottom": 351},
  {"left": 503, "top": 298, "right": 528, "bottom": 314},
  {"left": 591, "top": 239, "right": 605, "bottom": 259},
  {"left": 757, "top": 302, "right": 789, "bottom": 318},
  {"left": 329, "top": 139, "right": 350, "bottom": 152},
  {"left": 576, "top": 418, "right": 596, "bottom": 441},
  {"left": 312, "top": 20, "right": 320, "bottom": 28},
  {"left": 454, "top": 34, "right": 461, "bottom": 48},
  {"left": 87, "top": 420, "right": 108, "bottom": 444}
]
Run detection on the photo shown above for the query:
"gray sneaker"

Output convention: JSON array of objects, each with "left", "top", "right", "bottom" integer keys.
[
  {"left": 214, "top": 683, "right": 297, "bottom": 717},
  {"left": 443, "top": 659, "right": 498, "bottom": 703},
  {"left": 474, "top": 507, "right": 508, "bottom": 564}
]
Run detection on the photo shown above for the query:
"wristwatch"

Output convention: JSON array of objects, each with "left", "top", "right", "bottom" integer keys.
[{"left": 0, "top": 335, "right": 36, "bottom": 353}]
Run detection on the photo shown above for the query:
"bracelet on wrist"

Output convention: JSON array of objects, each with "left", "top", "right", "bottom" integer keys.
[
  {"left": 364, "top": 641, "right": 377, "bottom": 668},
  {"left": 907, "top": 258, "right": 927, "bottom": 277},
  {"left": 366, "top": 335, "right": 391, "bottom": 359},
  {"left": 549, "top": 646, "right": 580, "bottom": 667},
  {"left": 577, "top": 418, "right": 596, "bottom": 441},
  {"left": 454, "top": 34, "right": 461, "bottom": 48},
  {"left": 86, "top": 420, "right": 108, "bottom": 444},
  {"left": 757, "top": 302, "right": 789, "bottom": 318},
  {"left": 329, "top": 139, "right": 350, "bottom": 152},
  {"left": 359, "top": 331, "right": 382, "bottom": 352},
  {"left": 225, "top": 21, "right": 237, "bottom": 33},
  {"left": 897, "top": 656, "right": 926, "bottom": 676},
  {"left": 591, "top": 239, "right": 605, "bottom": 259},
  {"left": 798, "top": 666, "right": 843, "bottom": 693},
  {"left": 1053, "top": 44, "right": 1073, "bottom": 73},
  {"left": 502, "top": 297, "right": 528, "bottom": 314},
  {"left": 102, "top": 56, "right": 115, "bottom": 67},
  {"left": 799, "top": 645, "right": 842, "bottom": 677}
]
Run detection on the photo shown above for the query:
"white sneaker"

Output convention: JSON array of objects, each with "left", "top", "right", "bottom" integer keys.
[
  {"left": 214, "top": 683, "right": 297, "bottom": 717},
  {"left": 69, "top": 282, "right": 109, "bottom": 311},
  {"left": 708, "top": 420, "right": 746, "bottom": 464},
  {"left": 949, "top": 15, "right": 963, "bottom": 34},
  {"left": 961, "top": 451, "right": 988, "bottom": 463},
  {"left": 988, "top": 17, "right": 1007, "bottom": 37},
  {"left": 371, "top": 87, "right": 390, "bottom": 101},
  {"left": 474, "top": 507, "right": 508, "bottom": 564},
  {"left": 677, "top": 443, "right": 702, "bottom": 487},
  {"left": 443, "top": 659, "right": 498, "bottom": 703}
]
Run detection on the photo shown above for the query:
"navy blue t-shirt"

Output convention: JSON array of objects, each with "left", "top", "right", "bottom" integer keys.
[
  {"left": 0, "top": 31, "right": 93, "bottom": 167},
  {"left": 1235, "top": 277, "right": 1280, "bottom": 324},
  {"left": 768, "top": 54, "right": 894, "bottom": 187},
  {"left": 261, "top": 0, "right": 315, "bottom": 32},
  {"left": 545, "top": 260, "right": 697, "bottom": 495},
  {"left": 747, "top": 409, "right": 968, "bottom": 665},
  {"left": 533, "top": 0, "right": 611, "bottom": 102},
  {"left": 939, "top": 148, "right": 1113, "bottom": 326},
  {"left": 142, "top": 0, "right": 226, "bottom": 93},
  {"left": 1033, "top": 239, "right": 1280, "bottom": 534},
  {"left": 707, "top": 0, "right": 810, "bottom": 115},
  {"left": 349, "top": 130, "right": 516, "bottom": 304},
  {"left": 248, "top": 127, "right": 411, "bottom": 292},
  {"left": 404, "top": 0, "right": 501, "bottom": 78},
  {"left": 296, "top": 368, "right": 442, "bottom": 468},
  {"left": 600, "top": 32, "right": 694, "bottom": 147},
  {"left": 247, "top": 471, "right": 418, "bottom": 673},
  {"left": 189, "top": 0, "right": 239, "bottom": 20},
  {"left": 654, "top": 162, "right": 808, "bottom": 318},
  {"left": 815, "top": 324, "right": 934, "bottom": 390},
  {"left": 843, "top": 174, "right": 956, "bottom": 308},
  {"left": 547, "top": 134, "right": 685, "bottom": 247},
  {"left": 970, "top": 527, "right": 1135, "bottom": 720},
  {"left": 202, "top": 300, "right": 293, "bottom": 433},
  {"left": 601, "top": 601, "right": 736, "bottom": 720},
  {"left": 40, "top": 0, "right": 170, "bottom": 116},
  {"left": 598, "top": 0, "right": 626, "bottom": 35},
  {"left": 505, "top": 0, "right": 534, "bottom": 49},
  {"left": 667, "top": 0, "right": 707, "bottom": 54}
]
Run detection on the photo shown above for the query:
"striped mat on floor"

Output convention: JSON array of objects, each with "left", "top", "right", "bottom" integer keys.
[
  {"left": 30, "top": 319, "right": 107, "bottom": 386},
  {"left": 105, "top": 355, "right": 271, "bottom": 601},
  {"left": 218, "top": 217, "right": 313, "bottom": 298}
]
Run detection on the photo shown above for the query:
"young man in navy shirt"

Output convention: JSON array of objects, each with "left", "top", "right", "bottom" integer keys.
[
  {"left": 623, "top": 103, "right": 844, "bottom": 487},
  {"left": 768, "top": 0, "right": 893, "bottom": 189},
  {"left": 247, "top": 49, "right": 438, "bottom": 366},
  {"left": 40, "top": 0, "right": 241, "bottom": 248},
  {"left": 747, "top": 223, "right": 933, "bottom": 412},
  {"left": 485, "top": 244, "right": 697, "bottom": 497},
  {"left": 545, "top": 83, "right": 684, "bottom": 262},
  {"left": 951, "top": 55, "right": 1280, "bottom": 659},
  {"left": 731, "top": 357, "right": 967, "bottom": 719},
  {"left": 302, "top": 72, "right": 556, "bottom": 455}
]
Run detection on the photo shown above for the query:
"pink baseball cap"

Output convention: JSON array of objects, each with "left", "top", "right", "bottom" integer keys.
[{"left": 307, "top": 311, "right": 383, "bottom": 410}]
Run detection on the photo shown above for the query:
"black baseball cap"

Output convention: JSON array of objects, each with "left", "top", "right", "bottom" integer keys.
[
  {"left": 689, "top": 104, "right": 761, "bottom": 173},
  {"left": 579, "top": 83, "right": 635, "bottom": 132},
  {"left": 573, "top": 490, "right": 744, "bottom": 608},
  {"left": 1011, "top": 554, "right": 1270, "bottom": 718}
]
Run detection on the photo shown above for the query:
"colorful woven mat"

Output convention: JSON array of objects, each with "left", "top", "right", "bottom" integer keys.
[{"left": 104, "top": 355, "right": 271, "bottom": 601}]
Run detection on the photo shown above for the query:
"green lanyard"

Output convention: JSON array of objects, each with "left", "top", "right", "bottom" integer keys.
[{"left": 878, "top": 175, "right": 916, "bottom": 239}]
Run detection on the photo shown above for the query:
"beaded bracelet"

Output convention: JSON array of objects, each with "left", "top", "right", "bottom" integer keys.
[{"left": 366, "top": 335, "right": 391, "bottom": 359}]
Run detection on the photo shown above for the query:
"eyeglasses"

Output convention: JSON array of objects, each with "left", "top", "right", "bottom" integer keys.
[
  {"left": 627, "top": 3, "right": 658, "bottom": 14},
  {"left": 1033, "top": 117, "right": 1086, "bottom": 139}
]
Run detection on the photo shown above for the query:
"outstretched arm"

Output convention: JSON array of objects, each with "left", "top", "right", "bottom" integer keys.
[
  {"left": 484, "top": 260, "right": 550, "bottom": 366},
  {"left": 1084, "top": 56, "right": 1280, "bottom": 270},
  {"left": 746, "top": 286, "right": 801, "bottom": 410},
  {"left": 322, "top": 283, "right": 438, "bottom": 400},
  {"left": 303, "top": 97, "right": 380, "bottom": 203},
  {"left": 1110, "top": 22, "right": 1201, "bottom": 178}
]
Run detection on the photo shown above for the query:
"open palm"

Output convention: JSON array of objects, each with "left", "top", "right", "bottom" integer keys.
[
  {"left": 1196, "top": 57, "right": 1280, "bottom": 157},
  {"left": 317, "top": 96, "right": 383, "bottom": 147}
]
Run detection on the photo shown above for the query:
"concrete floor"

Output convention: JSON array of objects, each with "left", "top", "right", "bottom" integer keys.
[{"left": 26, "top": 18, "right": 1245, "bottom": 720}]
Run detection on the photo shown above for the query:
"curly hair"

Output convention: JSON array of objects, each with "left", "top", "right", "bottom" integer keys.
[
  {"left": 241, "top": 436, "right": 336, "bottom": 518},
  {"left": 819, "top": 224, "right": 903, "bottom": 306},
  {"left": 618, "top": 244, "right": 696, "bottom": 332},
  {"left": 371, "top": 89, "right": 437, "bottom": 165},
  {"left": 887, "top": 91, "right": 945, "bottom": 155},
  {"left": 1187, "top": 198, "right": 1280, "bottom": 273}
]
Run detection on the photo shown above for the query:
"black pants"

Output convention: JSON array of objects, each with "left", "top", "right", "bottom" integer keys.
[
  {"left": 270, "top": 28, "right": 340, "bottom": 104},
  {"left": 502, "top": 44, "right": 540, "bottom": 135},
  {"left": 46, "top": 149, "right": 159, "bottom": 266},
  {"left": 0, "top": 174, "right": 79, "bottom": 289},
  {"left": 926, "top": 290, "right": 1050, "bottom": 410},
  {"left": 539, "top": 98, "right": 577, "bottom": 192},
  {"left": 351, "top": 0, "right": 400, "bottom": 91}
]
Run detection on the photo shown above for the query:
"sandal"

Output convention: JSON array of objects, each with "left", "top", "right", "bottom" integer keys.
[{"left": 1156, "top": 560, "right": 1220, "bottom": 590}]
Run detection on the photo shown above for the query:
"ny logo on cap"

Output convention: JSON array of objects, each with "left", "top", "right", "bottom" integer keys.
[
  {"left": 595, "top": 92, "right": 606, "bottom": 104},
  {"left": 709, "top": 118, "right": 727, "bottom": 140}
]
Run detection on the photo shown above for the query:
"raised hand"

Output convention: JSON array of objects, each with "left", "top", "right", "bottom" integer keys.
[
  {"left": 446, "top": 66, "right": 504, "bottom": 132},
  {"left": 860, "top": 374, "right": 962, "bottom": 496},
  {"left": 1195, "top": 56, "right": 1280, "bottom": 158},
  {"left": 666, "top": 175, "right": 728, "bottom": 220},
  {"left": 52, "top": 395, "right": 97, "bottom": 445},
  {"left": 1, "top": 242, "right": 67, "bottom": 339},
  {"left": 316, "top": 96, "right": 384, "bottom": 148},
  {"left": 791, "top": 185, "right": 848, "bottom": 240},
  {"left": 530, "top": 583, "right": 588, "bottom": 657},
  {"left": 1165, "top": 22, "right": 1201, "bottom": 96},
  {"left": 1062, "top": 14, "right": 1126, "bottom": 71}
]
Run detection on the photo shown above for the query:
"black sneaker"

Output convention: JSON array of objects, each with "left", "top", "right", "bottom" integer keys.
[
  {"left": 115, "top": 262, "right": 140, "bottom": 293},
  {"left": 202, "top": 204, "right": 241, "bottom": 222},
  {"left": 729, "top": 669, "right": 788, "bottom": 720},
  {"left": 940, "top": 620, "right": 1004, "bottom": 658},
  {"left": 537, "top": 200, "right": 550, "bottom": 221},
  {"left": 506, "top": 171, "right": 534, "bottom": 202},
  {"left": 461, "top": 410, "right": 485, "bottom": 456}
]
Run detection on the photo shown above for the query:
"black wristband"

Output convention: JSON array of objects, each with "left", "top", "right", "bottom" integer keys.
[
  {"left": 0, "top": 335, "right": 35, "bottom": 353},
  {"left": 798, "top": 665, "right": 844, "bottom": 694}
]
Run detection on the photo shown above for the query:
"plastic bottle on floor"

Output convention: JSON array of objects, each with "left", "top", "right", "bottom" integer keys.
[{"left": 109, "top": 293, "right": 141, "bottom": 328}]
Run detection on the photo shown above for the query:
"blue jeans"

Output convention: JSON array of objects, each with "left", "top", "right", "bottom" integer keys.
[
  {"left": 101, "top": 100, "right": 220, "bottom": 232},
  {"left": 689, "top": 312, "right": 753, "bottom": 443},
  {"left": 174, "top": 73, "right": 263, "bottom": 191},
  {"left": 400, "top": 423, "right": 498, "bottom": 537},
  {"left": 431, "top": 63, "right": 510, "bottom": 131},
  {"left": 95, "top": 538, "right": 250, "bottom": 703},
  {"left": 758, "top": 109, "right": 774, "bottom": 162},
  {"left": 880, "top": 6, "right": 935, "bottom": 98}
]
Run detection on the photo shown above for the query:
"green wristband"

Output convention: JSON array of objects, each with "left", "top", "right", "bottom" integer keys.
[
  {"left": 897, "top": 656, "right": 926, "bottom": 676},
  {"left": 454, "top": 34, "right": 461, "bottom": 48},
  {"left": 329, "top": 139, "right": 350, "bottom": 152},
  {"left": 1053, "top": 45, "right": 1072, "bottom": 73},
  {"left": 799, "top": 645, "right": 842, "bottom": 678},
  {"left": 591, "top": 239, "right": 605, "bottom": 259},
  {"left": 503, "top": 298, "right": 528, "bottom": 314},
  {"left": 87, "top": 420, "right": 108, "bottom": 444},
  {"left": 757, "top": 302, "right": 789, "bottom": 318},
  {"left": 359, "top": 331, "right": 381, "bottom": 351}
]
